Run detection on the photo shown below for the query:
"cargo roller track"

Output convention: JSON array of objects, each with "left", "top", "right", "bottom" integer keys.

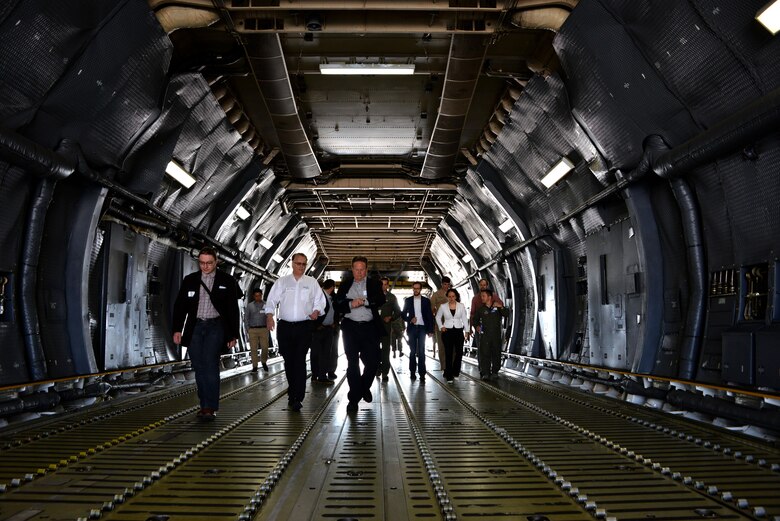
[{"left": 0, "top": 356, "right": 778, "bottom": 521}]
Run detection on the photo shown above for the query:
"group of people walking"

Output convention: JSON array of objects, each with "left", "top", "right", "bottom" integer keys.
[{"left": 172, "top": 248, "right": 509, "bottom": 420}]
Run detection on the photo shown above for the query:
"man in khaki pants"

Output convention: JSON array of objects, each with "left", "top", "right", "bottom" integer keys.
[
  {"left": 430, "top": 276, "right": 451, "bottom": 362},
  {"left": 246, "top": 289, "right": 270, "bottom": 371}
]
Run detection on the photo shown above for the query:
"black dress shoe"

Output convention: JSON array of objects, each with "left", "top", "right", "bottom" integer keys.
[
  {"left": 327, "top": 373, "right": 337, "bottom": 380},
  {"left": 346, "top": 401, "right": 358, "bottom": 413},
  {"left": 262, "top": 363, "right": 269, "bottom": 370},
  {"left": 410, "top": 374, "right": 416, "bottom": 381},
  {"left": 363, "top": 389, "right": 373, "bottom": 403},
  {"left": 291, "top": 401, "right": 303, "bottom": 411},
  {"left": 382, "top": 374, "right": 389, "bottom": 381},
  {"left": 316, "top": 377, "right": 334, "bottom": 385}
]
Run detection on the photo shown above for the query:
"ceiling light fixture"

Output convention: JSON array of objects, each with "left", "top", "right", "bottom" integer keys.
[
  {"left": 165, "top": 160, "right": 196, "bottom": 188},
  {"left": 757, "top": 0, "right": 780, "bottom": 34},
  {"left": 470, "top": 237, "right": 484, "bottom": 249},
  {"left": 235, "top": 205, "right": 250, "bottom": 221},
  {"left": 499, "top": 218, "right": 514, "bottom": 233},
  {"left": 540, "top": 157, "right": 575, "bottom": 188},
  {"left": 462, "top": 254, "right": 473, "bottom": 263},
  {"left": 259, "top": 237, "right": 274, "bottom": 249},
  {"left": 319, "top": 64, "right": 416, "bottom": 75},
  {"left": 272, "top": 253, "right": 285, "bottom": 263}
]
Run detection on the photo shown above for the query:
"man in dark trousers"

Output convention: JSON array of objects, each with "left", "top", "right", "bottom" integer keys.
[
  {"left": 377, "top": 277, "right": 401, "bottom": 381},
  {"left": 310, "top": 279, "right": 335, "bottom": 384},
  {"left": 264, "top": 253, "right": 326, "bottom": 412},
  {"left": 172, "top": 247, "right": 240, "bottom": 421},
  {"left": 334, "top": 256, "right": 385, "bottom": 413},
  {"left": 401, "top": 281, "right": 434, "bottom": 383}
]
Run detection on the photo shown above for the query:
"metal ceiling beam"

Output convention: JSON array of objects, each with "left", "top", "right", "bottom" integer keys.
[
  {"left": 298, "top": 213, "right": 447, "bottom": 218},
  {"left": 284, "top": 177, "right": 458, "bottom": 191}
]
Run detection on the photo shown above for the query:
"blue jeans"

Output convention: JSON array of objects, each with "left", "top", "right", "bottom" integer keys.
[
  {"left": 189, "top": 319, "right": 224, "bottom": 410},
  {"left": 407, "top": 325, "right": 427, "bottom": 378}
]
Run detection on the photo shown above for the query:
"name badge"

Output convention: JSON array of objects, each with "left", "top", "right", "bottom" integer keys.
[{"left": 188, "top": 291, "right": 195, "bottom": 297}]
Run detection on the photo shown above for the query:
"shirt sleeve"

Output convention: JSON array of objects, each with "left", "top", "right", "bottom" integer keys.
[
  {"left": 312, "top": 279, "right": 327, "bottom": 314},
  {"left": 435, "top": 303, "right": 446, "bottom": 328},
  {"left": 264, "top": 281, "right": 281, "bottom": 315}
]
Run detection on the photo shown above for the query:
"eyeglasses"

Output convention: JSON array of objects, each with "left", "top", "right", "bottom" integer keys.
[{"left": 199, "top": 261, "right": 216, "bottom": 266}]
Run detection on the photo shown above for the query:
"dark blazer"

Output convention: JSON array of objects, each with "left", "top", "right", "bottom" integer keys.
[
  {"left": 402, "top": 295, "right": 435, "bottom": 335},
  {"left": 334, "top": 276, "right": 386, "bottom": 335},
  {"left": 172, "top": 270, "right": 241, "bottom": 347}
]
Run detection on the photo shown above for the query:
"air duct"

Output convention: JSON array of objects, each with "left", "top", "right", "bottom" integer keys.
[
  {"left": 152, "top": 5, "right": 220, "bottom": 33},
  {"left": 511, "top": 7, "right": 571, "bottom": 31},
  {"left": 420, "top": 34, "right": 488, "bottom": 180},
  {"left": 249, "top": 34, "right": 321, "bottom": 178}
]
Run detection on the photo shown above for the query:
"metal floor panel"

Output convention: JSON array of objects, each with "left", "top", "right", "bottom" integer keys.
[{"left": 1, "top": 355, "right": 778, "bottom": 521}]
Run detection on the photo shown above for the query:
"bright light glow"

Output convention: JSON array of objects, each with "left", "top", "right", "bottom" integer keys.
[
  {"left": 320, "top": 63, "right": 416, "bottom": 75},
  {"left": 470, "top": 237, "right": 484, "bottom": 249},
  {"left": 165, "top": 160, "right": 196, "bottom": 188},
  {"left": 259, "top": 238, "right": 274, "bottom": 249},
  {"left": 272, "top": 253, "right": 285, "bottom": 263},
  {"left": 404, "top": 271, "right": 426, "bottom": 282},
  {"left": 499, "top": 218, "right": 514, "bottom": 233},
  {"left": 325, "top": 270, "right": 343, "bottom": 282},
  {"left": 462, "top": 254, "right": 473, "bottom": 263},
  {"left": 235, "top": 205, "right": 250, "bottom": 221},
  {"left": 757, "top": 0, "right": 780, "bottom": 34},
  {"left": 541, "top": 157, "right": 575, "bottom": 188}
]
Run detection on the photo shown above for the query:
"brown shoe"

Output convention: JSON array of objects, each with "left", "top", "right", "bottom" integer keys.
[{"left": 199, "top": 408, "right": 217, "bottom": 421}]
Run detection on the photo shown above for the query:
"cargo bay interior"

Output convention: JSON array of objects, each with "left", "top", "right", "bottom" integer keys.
[{"left": 1, "top": 1, "right": 780, "bottom": 520}]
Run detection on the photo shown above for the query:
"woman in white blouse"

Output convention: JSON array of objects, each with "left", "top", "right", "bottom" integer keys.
[{"left": 435, "top": 288, "right": 471, "bottom": 382}]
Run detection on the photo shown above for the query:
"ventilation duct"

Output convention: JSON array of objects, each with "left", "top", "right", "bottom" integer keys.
[
  {"left": 420, "top": 34, "right": 488, "bottom": 180},
  {"left": 511, "top": 7, "right": 571, "bottom": 32},
  {"left": 249, "top": 34, "right": 320, "bottom": 178},
  {"left": 152, "top": 5, "right": 220, "bottom": 33}
]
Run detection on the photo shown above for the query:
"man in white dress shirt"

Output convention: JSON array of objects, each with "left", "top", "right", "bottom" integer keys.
[{"left": 265, "top": 253, "right": 326, "bottom": 411}]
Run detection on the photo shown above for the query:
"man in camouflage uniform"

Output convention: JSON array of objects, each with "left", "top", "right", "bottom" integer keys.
[{"left": 377, "top": 277, "right": 401, "bottom": 380}]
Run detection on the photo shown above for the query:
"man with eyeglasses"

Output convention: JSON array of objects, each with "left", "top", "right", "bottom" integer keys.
[
  {"left": 264, "top": 253, "right": 326, "bottom": 412},
  {"left": 173, "top": 247, "right": 241, "bottom": 421}
]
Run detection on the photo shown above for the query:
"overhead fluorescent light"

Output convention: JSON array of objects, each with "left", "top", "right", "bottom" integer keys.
[
  {"left": 165, "top": 160, "right": 196, "bottom": 189},
  {"left": 757, "top": 0, "right": 780, "bottom": 34},
  {"left": 470, "top": 237, "right": 484, "bottom": 249},
  {"left": 404, "top": 271, "right": 426, "bottom": 281},
  {"left": 541, "top": 157, "right": 575, "bottom": 188},
  {"left": 462, "top": 254, "right": 473, "bottom": 263},
  {"left": 259, "top": 237, "right": 274, "bottom": 249},
  {"left": 499, "top": 218, "right": 514, "bottom": 233},
  {"left": 319, "top": 63, "right": 416, "bottom": 75},
  {"left": 272, "top": 253, "right": 285, "bottom": 263},
  {"left": 235, "top": 205, "right": 250, "bottom": 221}
]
